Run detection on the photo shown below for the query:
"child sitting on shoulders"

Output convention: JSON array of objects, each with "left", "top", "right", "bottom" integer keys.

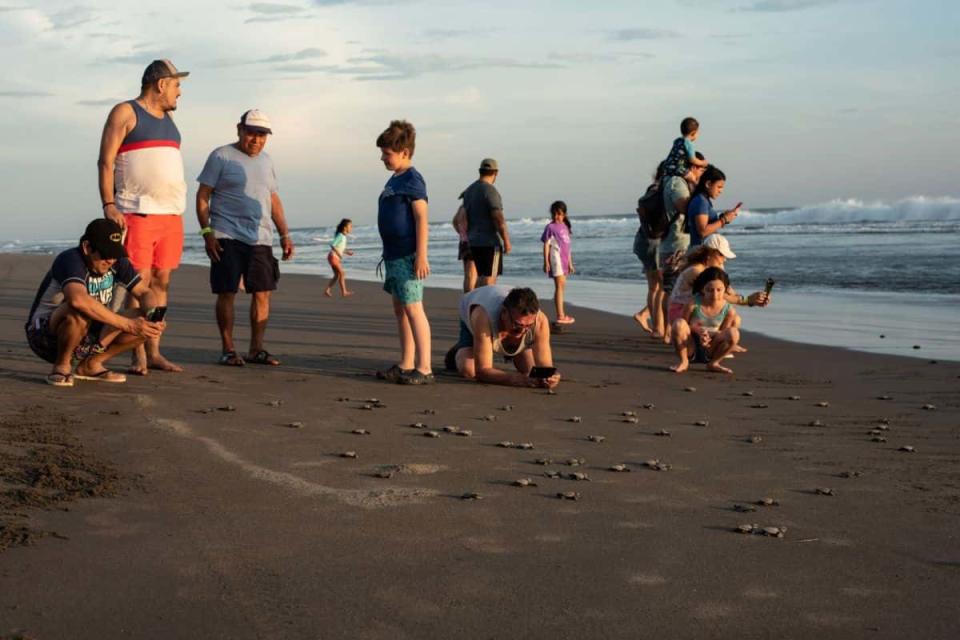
[
  {"left": 541, "top": 201, "right": 575, "bottom": 325},
  {"left": 663, "top": 116, "right": 708, "bottom": 179},
  {"left": 325, "top": 218, "right": 354, "bottom": 297},
  {"left": 671, "top": 266, "right": 741, "bottom": 374}
]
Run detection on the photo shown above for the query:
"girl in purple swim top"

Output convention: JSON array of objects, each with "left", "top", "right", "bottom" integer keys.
[{"left": 541, "top": 201, "right": 575, "bottom": 325}]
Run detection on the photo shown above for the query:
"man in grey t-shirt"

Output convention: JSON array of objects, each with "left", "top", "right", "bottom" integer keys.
[
  {"left": 457, "top": 158, "right": 511, "bottom": 287},
  {"left": 196, "top": 109, "right": 295, "bottom": 367}
]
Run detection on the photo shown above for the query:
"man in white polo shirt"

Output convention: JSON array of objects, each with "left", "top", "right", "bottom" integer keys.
[{"left": 196, "top": 110, "right": 295, "bottom": 367}]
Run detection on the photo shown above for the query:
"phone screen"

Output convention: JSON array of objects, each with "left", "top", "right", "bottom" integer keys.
[
  {"left": 529, "top": 366, "right": 557, "bottom": 379},
  {"left": 149, "top": 306, "right": 167, "bottom": 322}
]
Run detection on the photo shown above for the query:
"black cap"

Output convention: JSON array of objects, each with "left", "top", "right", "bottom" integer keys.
[
  {"left": 142, "top": 59, "right": 190, "bottom": 86},
  {"left": 82, "top": 219, "right": 126, "bottom": 260}
]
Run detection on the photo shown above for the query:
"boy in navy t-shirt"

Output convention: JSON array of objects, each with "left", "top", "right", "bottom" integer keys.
[
  {"left": 375, "top": 120, "right": 434, "bottom": 384},
  {"left": 663, "top": 117, "right": 708, "bottom": 178}
]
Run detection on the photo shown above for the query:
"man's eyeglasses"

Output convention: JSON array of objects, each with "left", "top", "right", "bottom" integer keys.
[{"left": 506, "top": 307, "right": 536, "bottom": 333}]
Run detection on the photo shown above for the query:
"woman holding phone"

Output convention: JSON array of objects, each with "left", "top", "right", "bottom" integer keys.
[{"left": 686, "top": 165, "right": 741, "bottom": 247}]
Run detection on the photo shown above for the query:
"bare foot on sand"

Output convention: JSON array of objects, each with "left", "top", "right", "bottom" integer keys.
[
  {"left": 129, "top": 348, "right": 149, "bottom": 376},
  {"left": 342, "top": 291, "right": 354, "bottom": 297},
  {"left": 670, "top": 360, "right": 689, "bottom": 373},
  {"left": 324, "top": 288, "right": 333, "bottom": 297},
  {"left": 149, "top": 356, "right": 183, "bottom": 373},
  {"left": 633, "top": 310, "right": 652, "bottom": 334},
  {"left": 733, "top": 344, "right": 748, "bottom": 353},
  {"left": 707, "top": 362, "right": 734, "bottom": 374}
]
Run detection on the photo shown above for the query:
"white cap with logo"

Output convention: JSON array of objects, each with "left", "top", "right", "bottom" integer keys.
[
  {"left": 703, "top": 233, "right": 736, "bottom": 259},
  {"left": 240, "top": 109, "right": 273, "bottom": 134}
]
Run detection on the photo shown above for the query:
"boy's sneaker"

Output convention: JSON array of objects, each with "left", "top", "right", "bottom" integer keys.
[{"left": 400, "top": 370, "right": 435, "bottom": 385}]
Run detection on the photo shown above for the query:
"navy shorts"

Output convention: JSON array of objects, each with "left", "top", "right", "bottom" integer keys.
[
  {"left": 471, "top": 246, "right": 503, "bottom": 277},
  {"left": 210, "top": 239, "right": 279, "bottom": 294}
]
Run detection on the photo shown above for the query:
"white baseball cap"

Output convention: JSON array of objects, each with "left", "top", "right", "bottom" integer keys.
[
  {"left": 239, "top": 109, "right": 272, "bottom": 134},
  {"left": 703, "top": 233, "right": 736, "bottom": 258}
]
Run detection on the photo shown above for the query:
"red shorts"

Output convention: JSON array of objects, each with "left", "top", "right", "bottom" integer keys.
[{"left": 123, "top": 214, "right": 184, "bottom": 271}]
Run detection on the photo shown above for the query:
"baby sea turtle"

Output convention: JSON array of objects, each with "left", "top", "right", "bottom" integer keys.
[
  {"left": 286, "top": 421, "right": 304, "bottom": 429},
  {"left": 815, "top": 487, "right": 835, "bottom": 496},
  {"left": 808, "top": 419, "right": 823, "bottom": 427},
  {"left": 756, "top": 497, "right": 780, "bottom": 507},
  {"left": 623, "top": 417, "right": 639, "bottom": 424},
  {"left": 567, "top": 472, "right": 591, "bottom": 481},
  {"left": 366, "top": 398, "right": 380, "bottom": 404},
  {"left": 442, "top": 425, "right": 460, "bottom": 433},
  {"left": 375, "top": 469, "right": 394, "bottom": 479},
  {"left": 484, "top": 415, "right": 497, "bottom": 422},
  {"left": 684, "top": 386, "right": 697, "bottom": 393},
  {"left": 217, "top": 405, "right": 237, "bottom": 412},
  {"left": 742, "top": 391, "right": 755, "bottom": 397},
  {"left": 761, "top": 526, "right": 786, "bottom": 538},
  {"left": 840, "top": 470, "right": 862, "bottom": 479},
  {"left": 788, "top": 395, "right": 800, "bottom": 401},
  {"left": 922, "top": 404, "right": 936, "bottom": 411},
  {"left": 876, "top": 424, "right": 890, "bottom": 431},
  {"left": 736, "top": 524, "right": 756, "bottom": 534},
  {"left": 608, "top": 464, "right": 631, "bottom": 473},
  {"left": 868, "top": 429, "right": 883, "bottom": 436},
  {"left": 456, "top": 429, "right": 473, "bottom": 437},
  {"left": 460, "top": 492, "right": 483, "bottom": 501},
  {"left": 340, "top": 451, "right": 358, "bottom": 459},
  {"left": 816, "top": 401, "right": 830, "bottom": 408},
  {"left": 543, "top": 470, "right": 562, "bottom": 479},
  {"left": 877, "top": 395, "right": 892, "bottom": 401},
  {"left": 643, "top": 459, "right": 671, "bottom": 471},
  {"left": 878, "top": 417, "right": 890, "bottom": 424},
  {"left": 642, "top": 403, "right": 656, "bottom": 410},
  {"left": 899, "top": 445, "right": 916, "bottom": 453},
  {"left": 516, "top": 442, "right": 535, "bottom": 450},
  {"left": 512, "top": 478, "right": 538, "bottom": 488},
  {"left": 587, "top": 435, "right": 606, "bottom": 443},
  {"left": 337, "top": 396, "right": 350, "bottom": 402},
  {"left": 556, "top": 491, "right": 581, "bottom": 501},
  {"left": 734, "top": 504, "right": 758, "bottom": 513},
  {"left": 569, "top": 416, "right": 582, "bottom": 423},
  {"left": 751, "top": 404, "right": 770, "bottom": 409},
  {"left": 361, "top": 404, "right": 375, "bottom": 411},
  {"left": 424, "top": 431, "right": 441, "bottom": 438},
  {"left": 872, "top": 436, "right": 887, "bottom": 443},
  {"left": 409, "top": 422, "right": 428, "bottom": 429},
  {"left": 424, "top": 408, "right": 439, "bottom": 415},
  {"left": 655, "top": 429, "right": 672, "bottom": 437},
  {"left": 748, "top": 435, "right": 763, "bottom": 444},
  {"left": 350, "top": 428, "right": 370, "bottom": 435},
  {"left": 497, "top": 441, "right": 515, "bottom": 448},
  {"left": 535, "top": 457, "right": 554, "bottom": 465},
  {"left": 694, "top": 420, "right": 709, "bottom": 427},
  {"left": 565, "top": 458, "right": 586, "bottom": 467},
  {"left": 267, "top": 400, "right": 283, "bottom": 407},
  {"left": 622, "top": 410, "right": 637, "bottom": 417}
]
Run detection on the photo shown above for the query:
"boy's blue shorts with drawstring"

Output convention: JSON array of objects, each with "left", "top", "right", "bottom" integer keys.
[{"left": 382, "top": 254, "right": 424, "bottom": 305}]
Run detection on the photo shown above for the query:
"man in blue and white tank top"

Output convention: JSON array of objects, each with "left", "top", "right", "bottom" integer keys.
[{"left": 97, "top": 59, "right": 189, "bottom": 375}]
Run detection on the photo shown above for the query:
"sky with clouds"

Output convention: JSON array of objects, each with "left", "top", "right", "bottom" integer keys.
[{"left": 1, "top": 0, "right": 957, "bottom": 240}]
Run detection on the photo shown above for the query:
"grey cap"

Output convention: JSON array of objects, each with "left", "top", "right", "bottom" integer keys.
[
  {"left": 479, "top": 158, "right": 499, "bottom": 171},
  {"left": 142, "top": 59, "right": 190, "bottom": 85}
]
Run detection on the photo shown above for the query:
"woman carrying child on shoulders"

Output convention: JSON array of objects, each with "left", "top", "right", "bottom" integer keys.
[
  {"left": 671, "top": 266, "right": 741, "bottom": 374},
  {"left": 541, "top": 201, "right": 575, "bottom": 325},
  {"left": 325, "top": 218, "right": 354, "bottom": 297}
]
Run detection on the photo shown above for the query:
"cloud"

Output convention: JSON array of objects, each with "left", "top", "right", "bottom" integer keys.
[
  {"left": 421, "top": 28, "right": 496, "bottom": 41},
  {"left": 260, "top": 47, "right": 326, "bottom": 63},
  {"left": 46, "top": 6, "right": 96, "bottom": 30},
  {"left": 272, "top": 52, "right": 564, "bottom": 80},
  {"left": 75, "top": 98, "right": 121, "bottom": 106},
  {"left": 0, "top": 90, "right": 53, "bottom": 97},
  {"left": 736, "top": 0, "right": 838, "bottom": 11},
  {"left": 607, "top": 28, "right": 680, "bottom": 41},
  {"left": 249, "top": 2, "right": 305, "bottom": 13}
]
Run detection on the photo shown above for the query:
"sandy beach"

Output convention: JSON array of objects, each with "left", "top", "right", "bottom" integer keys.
[{"left": 1, "top": 253, "right": 958, "bottom": 639}]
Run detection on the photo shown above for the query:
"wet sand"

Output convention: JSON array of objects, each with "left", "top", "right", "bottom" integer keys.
[{"left": 1, "top": 253, "right": 958, "bottom": 639}]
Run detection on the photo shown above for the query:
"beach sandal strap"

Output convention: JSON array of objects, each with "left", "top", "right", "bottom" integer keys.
[
  {"left": 249, "top": 350, "right": 280, "bottom": 366},
  {"left": 219, "top": 351, "right": 245, "bottom": 366}
]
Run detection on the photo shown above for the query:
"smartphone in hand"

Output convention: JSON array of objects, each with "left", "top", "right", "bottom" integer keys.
[
  {"left": 764, "top": 278, "right": 776, "bottom": 295},
  {"left": 148, "top": 306, "right": 167, "bottom": 322},
  {"left": 529, "top": 366, "right": 557, "bottom": 379}
]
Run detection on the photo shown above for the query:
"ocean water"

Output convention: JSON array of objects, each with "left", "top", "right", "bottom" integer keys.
[{"left": 4, "top": 196, "right": 959, "bottom": 360}]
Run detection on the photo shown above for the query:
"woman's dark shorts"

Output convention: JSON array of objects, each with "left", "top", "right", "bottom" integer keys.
[{"left": 458, "top": 241, "right": 473, "bottom": 261}]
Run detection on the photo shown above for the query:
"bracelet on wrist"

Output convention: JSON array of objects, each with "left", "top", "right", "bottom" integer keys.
[
  {"left": 102, "top": 202, "right": 115, "bottom": 209},
  {"left": 199, "top": 226, "right": 213, "bottom": 237}
]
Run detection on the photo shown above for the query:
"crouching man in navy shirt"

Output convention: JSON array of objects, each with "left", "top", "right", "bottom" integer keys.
[{"left": 25, "top": 219, "right": 165, "bottom": 386}]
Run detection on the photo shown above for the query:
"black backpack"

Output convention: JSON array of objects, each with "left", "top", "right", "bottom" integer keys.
[{"left": 636, "top": 183, "right": 669, "bottom": 239}]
